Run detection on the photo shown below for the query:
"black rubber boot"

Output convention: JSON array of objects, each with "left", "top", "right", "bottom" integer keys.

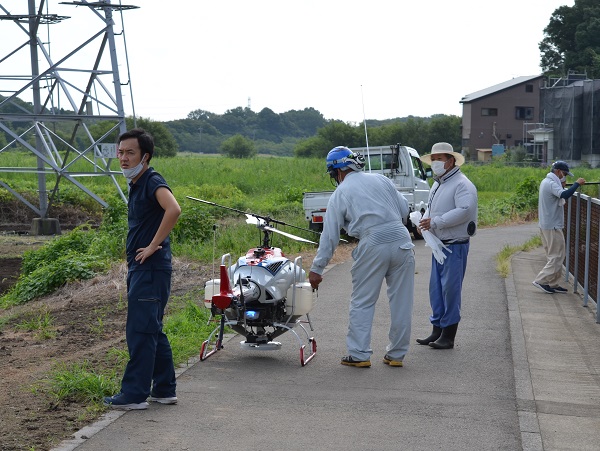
[
  {"left": 429, "top": 323, "right": 458, "bottom": 349},
  {"left": 416, "top": 325, "right": 442, "bottom": 345}
]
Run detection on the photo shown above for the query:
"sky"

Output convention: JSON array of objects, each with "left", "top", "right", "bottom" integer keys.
[{"left": 0, "top": 0, "right": 575, "bottom": 124}]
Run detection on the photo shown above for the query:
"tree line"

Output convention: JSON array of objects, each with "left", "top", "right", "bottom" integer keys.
[{"left": 164, "top": 107, "right": 461, "bottom": 158}]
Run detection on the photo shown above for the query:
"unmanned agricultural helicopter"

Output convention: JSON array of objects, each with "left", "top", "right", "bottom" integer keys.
[{"left": 187, "top": 197, "right": 321, "bottom": 366}]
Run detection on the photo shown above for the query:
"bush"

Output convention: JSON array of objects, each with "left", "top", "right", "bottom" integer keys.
[
  {"left": 172, "top": 203, "right": 216, "bottom": 243},
  {"left": 21, "top": 226, "right": 94, "bottom": 276},
  {"left": 2, "top": 253, "right": 105, "bottom": 306},
  {"left": 510, "top": 176, "right": 539, "bottom": 212}
]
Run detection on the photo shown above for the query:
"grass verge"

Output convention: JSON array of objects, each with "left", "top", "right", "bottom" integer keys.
[{"left": 496, "top": 234, "right": 542, "bottom": 278}]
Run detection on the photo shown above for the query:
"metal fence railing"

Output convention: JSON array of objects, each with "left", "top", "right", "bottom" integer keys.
[{"left": 564, "top": 191, "right": 600, "bottom": 322}]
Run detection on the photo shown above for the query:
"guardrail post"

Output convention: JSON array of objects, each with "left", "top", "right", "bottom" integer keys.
[
  {"left": 565, "top": 197, "right": 572, "bottom": 283},
  {"left": 583, "top": 196, "right": 591, "bottom": 306},
  {"left": 597, "top": 216, "right": 600, "bottom": 322},
  {"left": 573, "top": 193, "right": 581, "bottom": 294}
]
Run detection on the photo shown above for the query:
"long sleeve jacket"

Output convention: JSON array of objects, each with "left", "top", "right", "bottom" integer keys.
[
  {"left": 310, "top": 171, "right": 413, "bottom": 275},
  {"left": 425, "top": 167, "right": 478, "bottom": 242}
]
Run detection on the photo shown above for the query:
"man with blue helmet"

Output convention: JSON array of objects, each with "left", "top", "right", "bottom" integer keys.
[
  {"left": 309, "top": 146, "right": 415, "bottom": 368},
  {"left": 532, "top": 160, "right": 585, "bottom": 294}
]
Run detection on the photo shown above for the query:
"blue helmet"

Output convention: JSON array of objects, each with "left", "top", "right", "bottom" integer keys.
[{"left": 326, "top": 146, "right": 365, "bottom": 172}]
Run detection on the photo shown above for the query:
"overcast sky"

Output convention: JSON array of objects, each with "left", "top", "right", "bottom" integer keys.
[{"left": 1, "top": 0, "right": 575, "bottom": 124}]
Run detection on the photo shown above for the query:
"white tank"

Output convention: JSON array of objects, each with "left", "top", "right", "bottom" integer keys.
[
  {"left": 285, "top": 282, "right": 316, "bottom": 315},
  {"left": 204, "top": 279, "right": 220, "bottom": 308}
]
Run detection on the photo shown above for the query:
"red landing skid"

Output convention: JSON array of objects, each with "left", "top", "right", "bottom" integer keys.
[{"left": 200, "top": 315, "right": 317, "bottom": 367}]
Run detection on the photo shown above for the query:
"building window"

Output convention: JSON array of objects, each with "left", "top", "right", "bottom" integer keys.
[
  {"left": 525, "top": 84, "right": 533, "bottom": 93},
  {"left": 515, "top": 107, "right": 534, "bottom": 120},
  {"left": 481, "top": 108, "right": 498, "bottom": 116}
]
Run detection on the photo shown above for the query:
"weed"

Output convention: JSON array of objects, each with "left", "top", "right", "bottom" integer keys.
[
  {"left": 162, "top": 295, "right": 214, "bottom": 365},
  {"left": 15, "top": 308, "right": 56, "bottom": 340},
  {"left": 42, "top": 361, "right": 120, "bottom": 405},
  {"left": 105, "top": 347, "right": 129, "bottom": 369},
  {"left": 89, "top": 316, "right": 105, "bottom": 336}
]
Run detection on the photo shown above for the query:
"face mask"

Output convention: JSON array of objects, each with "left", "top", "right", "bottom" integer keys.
[
  {"left": 560, "top": 176, "right": 566, "bottom": 183},
  {"left": 431, "top": 160, "right": 447, "bottom": 176},
  {"left": 122, "top": 156, "right": 146, "bottom": 181}
]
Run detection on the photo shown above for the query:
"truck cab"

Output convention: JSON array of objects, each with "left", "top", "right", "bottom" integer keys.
[{"left": 302, "top": 144, "right": 430, "bottom": 239}]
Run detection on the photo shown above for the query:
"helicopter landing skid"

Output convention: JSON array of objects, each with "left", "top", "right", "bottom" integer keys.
[
  {"left": 200, "top": 317, "right": 317, "bottom": 366},
  {"left": 200, "top": 315, "right": 237, "bottom": 361},
  {"left": 272, "top": 320, "right": 317, "bottom": 366}
]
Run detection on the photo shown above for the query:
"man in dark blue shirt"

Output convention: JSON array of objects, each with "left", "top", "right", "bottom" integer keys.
[{"left": 104, "top": 128, "right": 181, "bottom": 410}]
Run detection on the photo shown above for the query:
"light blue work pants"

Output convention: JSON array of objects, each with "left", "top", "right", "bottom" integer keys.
[
  {"left": 347, "top": 240, "right": 415, "bottom": 361},
  {"left": 428, "top": 242, "right": 469, "bottom": 328}
]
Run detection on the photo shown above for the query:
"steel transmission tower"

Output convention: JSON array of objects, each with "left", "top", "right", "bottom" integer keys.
[{"left": 0, "top": 0, "right": 138, "bottom": 234}]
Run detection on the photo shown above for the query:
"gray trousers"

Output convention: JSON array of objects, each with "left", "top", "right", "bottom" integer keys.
[
  {"left": 534, "top": 228, "right": 565, "bottom": 287},
  {"left": 347, "top": 240, "right": 415, "bottom": 361}
]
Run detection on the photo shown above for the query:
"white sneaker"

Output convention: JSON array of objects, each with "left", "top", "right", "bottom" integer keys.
[
  {"left": 104, "top": 394, "right": 149, "bottom": 410},
  {"left": 148, "top": 396, "right": 178, "bottom": 405}
]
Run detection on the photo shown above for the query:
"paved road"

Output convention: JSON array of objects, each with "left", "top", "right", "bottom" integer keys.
[{"left": 54, "top": 222, "right": 600, "bottom": 451}]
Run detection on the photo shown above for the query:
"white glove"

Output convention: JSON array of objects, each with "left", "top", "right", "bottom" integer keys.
[
  {"left": 423, "top": 231, "right": 452, "bottom": 264},
  {"left": 409, "top": 211, "right": 422, "bottom": 228},
  {"left": 409, "top": 211, "right": 451, "bottom": 264}
]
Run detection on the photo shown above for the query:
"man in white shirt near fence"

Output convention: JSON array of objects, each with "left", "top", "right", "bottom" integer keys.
[{"left": 533, "top": 160, "right": 585, "bottom": 294}]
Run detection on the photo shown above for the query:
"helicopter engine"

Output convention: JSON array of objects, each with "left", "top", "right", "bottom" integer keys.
[{"left": 205, "top": 246, "right": 315, "bottom": 345}]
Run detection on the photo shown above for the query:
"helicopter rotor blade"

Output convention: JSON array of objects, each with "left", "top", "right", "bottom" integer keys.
[
  {"left": 186, "top": 197, "right": 249, "bottom": 216},
  {"left": 263, "top": 225, "right": 318, "bottom": 245},
  {"left": 245, "top": 214, "right": 266, "bottom": 227},
  {"left": 186, "top": 196, "right": 345, "bottom": 243}
]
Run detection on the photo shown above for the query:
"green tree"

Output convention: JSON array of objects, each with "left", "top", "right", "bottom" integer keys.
[
  {"left": 281, "top": 107, "right": 327, "bottom": 136},
  {"left": 126, "top": 117, "right": 178, "bottom": 157},
  {"left": 294, "top": 135, "right": 332, "bottom": 158},
  {"left": 220, "top": 134, "right": 256, "bottom": 158},
  {"left": 316, "top": 121, "right": 362, "bottom": 149},
  {"left": 187, "top": 109, "right": 214, "bottom": 121},
  {"left": 540, "top": 0, "right": 600, "bottom": 78}
]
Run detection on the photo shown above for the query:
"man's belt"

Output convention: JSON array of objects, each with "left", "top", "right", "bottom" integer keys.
[{"left": 441, "top": 239, "right": 470, "bottom": 245}]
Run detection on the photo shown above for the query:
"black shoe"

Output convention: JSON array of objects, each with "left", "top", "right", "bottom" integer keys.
[
  {"left": 552, "top": 286, "right": 568, "bottom": 293},
  {"left": 340, "top": 355, "right": 371, "bottom": 367},
  {"left": 429, "top": 323, "right": 458, "bottom": 350},
  {"left": 416, "top": 325, "right": 442, "bottom": 345},
  {"left": 532, "top": 281, "right": 555, "bottom": 294}
]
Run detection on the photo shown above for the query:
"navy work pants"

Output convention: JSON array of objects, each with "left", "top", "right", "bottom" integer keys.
[{"left": 120, "top": 269, "right": 176, "bottom": 402}]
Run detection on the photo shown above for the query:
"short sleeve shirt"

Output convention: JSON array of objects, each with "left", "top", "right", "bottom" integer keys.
[{"left": 126, "top": 168, "right": 173, "bottom": 271}]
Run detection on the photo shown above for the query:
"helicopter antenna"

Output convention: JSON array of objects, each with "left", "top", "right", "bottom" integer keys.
[
  {"left": 361, "top": 85, "right": 371, "bottom": 172},
  {"left": 211, "top": 224, "right": 218, "bottom": 280}
]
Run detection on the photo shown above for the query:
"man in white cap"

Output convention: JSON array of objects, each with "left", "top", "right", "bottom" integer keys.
[
  {"left": 532, "top": 160, "right": 585, "bottom": 294},
  {"left": 416, "top": 142, "right": 477, "bottom": 350}
]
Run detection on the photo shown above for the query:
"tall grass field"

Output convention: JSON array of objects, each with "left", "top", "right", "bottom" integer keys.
[{"left": 1, "top": 152, "right": 599, "bottom": 263}]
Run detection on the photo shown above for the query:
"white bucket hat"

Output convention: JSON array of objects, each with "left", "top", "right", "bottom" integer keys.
[{"left": 421, "top": 142, "right": 465, "bottom": 167}]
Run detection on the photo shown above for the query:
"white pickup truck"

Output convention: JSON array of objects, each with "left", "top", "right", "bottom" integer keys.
[{"left": 302, "top": 144, "right": 431, "bottom": 239}]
